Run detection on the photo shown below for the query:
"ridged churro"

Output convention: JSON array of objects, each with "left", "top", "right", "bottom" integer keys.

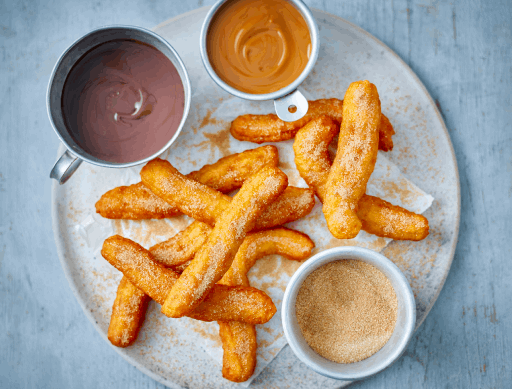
[
  {"left": 107, "top": 276, "right": 151, "bottom": 347},
  {"left": 218, "top": 228, "right": 314, "bottom": 382},
  {"left": 101, "top": 235, "right": 276, "bottom": 324},
  {"left": 230, "top": 98, "right": 394, "bottom": 151},
  {"left": 161, "top": 166, "right": 288, "bottom": 318},
  {"left": 96, "top": 146, "right": 279, "bottom": 219}
]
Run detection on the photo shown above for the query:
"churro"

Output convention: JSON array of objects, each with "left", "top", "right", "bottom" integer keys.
[
  {"left": 140, "top": 158, "right": 315, "bottom": 230},
  {"left": 218, "top": 228, "right": 314, "bottom": 382},
  {"left": 107, "top": 276, "right": 151, "bottom": 347},
  {"left": 150, "top": 185, "right": 317, "bottom": 268},
  {"left": 162, "top": 229, "right": 314, "bottom": 381},
  {"left": 150, "top": 221, "right": 211, "bottom": 267},
  {"left": 101, "top": 235, "right": 276, "bottom": 324},
  {"left": 141, "top": 158, "right": 234, "bottom": 226},
  {"left": 230, "top": 98, "right": 394, "bottom": 151},
  {"left": 293, "top": 115, "right": 338, "bottom": 201},
  {"left": 96, "top": 182, "right": 178, "bottom": 220},
  {"left": 323, "top": 81, "right": 381, "bottom": 239},
  {"left": 293, "top": 112, "right": 429, "bottom": 241},
  {"left": 187, "top": 145, "right": 279, "bottom": 193},
  {"left": 95, "top": 146, "right": 279, "bottom": 219},
  {"left": 161, "top": 166, "right": 288, "bottom": 318},
  {"left": 357, "top": 195, "right": 429, "bottom": 241}
]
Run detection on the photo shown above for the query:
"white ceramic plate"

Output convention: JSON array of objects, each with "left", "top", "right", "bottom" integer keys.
[{"left": 52, "top": 7, "right": 460, "bottom": 389}]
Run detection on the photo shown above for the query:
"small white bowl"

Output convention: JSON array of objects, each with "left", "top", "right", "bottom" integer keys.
[{"left": 282, "top": 246, "right": 416, "bottom": 381}]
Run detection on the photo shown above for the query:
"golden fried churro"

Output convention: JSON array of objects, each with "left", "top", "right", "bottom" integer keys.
[
  {"left": 230, "top": 99, "right": 342, "bottom": 143},
  {"left": 150, "top": 221, "right": 211, "bottom": 267},
  {"left": 95, "top": 146, "right": 279, "bottom": 219},
  {"left": 218, "top": 228, "right": 314, "bottom": 382},
  {"left": 141, "top": 158, "right": 315, "bottom": 230},
  {"left": 107, "top": 276, "right": 151, "bottom": 347},
  {"left": 96, "top": 182, "right": 179, "bottom": 220},
  {"left": 149, "top": 187, "right": 314, "bottom": 268},
  {"left": 230, "top": 98, "right": 394, "bottom": 151},
  {"left": 253, "top": 186, "right": 315, "bottom": 231},
  {"left": 101, "top": 235, "right": 276, "bottom": 324},
  {"left": 323, "top": 81, "right": 381, "bottom": 239},
  {"left": 220, "top": 228, "right": 314, "bottom": 286},
  {"left": 161, "top": 166, "right": 288, "bottom": 318},
  {"left": 378, "top": 113, "right": 395, "bottom": 152},
  {"left": 293, "top": 114, "right": 429, "bottom": 240},
  {"left": 357, "top": 195, "right": 429, "bottom": 241},
  {"left": 187, "top": 145, "right": 279, "bottom": 193},
  {"left": 219, "top": 321, "right": 257, "bottom": 382},
  {"left": 293, "top": 116, "right": 338, "bottom": 201},
  {"left": 141, "top": 158, "right": 230, "bottom": 226}
]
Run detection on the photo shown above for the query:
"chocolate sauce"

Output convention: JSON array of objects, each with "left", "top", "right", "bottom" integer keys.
[{"left": 62, "top": 39, "right": 185, "bottom": 163}]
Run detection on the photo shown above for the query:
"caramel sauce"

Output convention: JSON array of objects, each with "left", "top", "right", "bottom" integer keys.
[{"left": 207, "top": 0, "right": 312, "bottom": 94}]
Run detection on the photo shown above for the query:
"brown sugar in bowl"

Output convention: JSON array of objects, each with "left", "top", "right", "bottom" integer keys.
[{"left": 282, "top": 246, "right": 416, "bottom": 381}]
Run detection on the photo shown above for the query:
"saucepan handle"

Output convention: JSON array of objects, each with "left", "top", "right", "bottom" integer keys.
[
  {"left": 273, "top": 89, "right": 309, "bottom": 122},
  {"left": 50, "top": 149, "right": 83, "bottom": 184}
]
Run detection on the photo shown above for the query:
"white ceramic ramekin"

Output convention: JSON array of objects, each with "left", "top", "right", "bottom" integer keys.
[{"left": 282, "top": 246, "right": 416, "bottom": 381}]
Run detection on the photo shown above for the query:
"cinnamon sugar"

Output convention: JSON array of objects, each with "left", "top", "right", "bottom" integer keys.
[{"left": 295, "top": 260, "right": 397, "bottom": 363}]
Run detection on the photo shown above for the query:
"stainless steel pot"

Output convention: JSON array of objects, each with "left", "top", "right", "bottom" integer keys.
[
  {"left": 48, "top": 25, "right": 191, "bottom": 184},
  {"left": 199, "top": 0, "right": 319, "bottom": 122}
]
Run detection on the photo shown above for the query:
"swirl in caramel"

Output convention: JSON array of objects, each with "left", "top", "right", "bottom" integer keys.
[{"left": 207, "top": 0, "right": 312, "bottom": 94}]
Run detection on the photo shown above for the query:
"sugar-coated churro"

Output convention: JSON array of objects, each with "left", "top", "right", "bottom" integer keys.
[
  {"left": 323, "top": 81, "right": 381, "bottom": 239},
  {"left": 161, "top": 166, "right": 288, "bottom": 318},
  {"left": 149, "top": 188, "right": 317, "bottom": 268},
  {"left": 107, "top": 276, "right": 151, "bottom": 348},
  {"left": 140, "top": 158, "right": 315, "bottom": 230},
  {"left": 101, "top": 235, "right": 276, "bottom": 324},
  {"left": 293, "top": 115, "right": 338, "bottom": 201},
  {"left": 150, "top": 220, "right": 211, "bottom": 267},
  {"left": 293, "top": 111, "right": 428, "bottom": 241},
  {"left": 141, "top": 158, "right": 233, "bottom": 226},
  {"left": 187, "top": 145, "right": 279, "bottom": 193},
  {"left": 96, "top": 146, "right": 279, "bottom": 219},
  {"left": 96, "top": 182, "right": 179, "bottom": 220},
  {"left": 218, "top": 228, "right": 314, "bottom": 382},
  {"left": 357, "top": 195, "right": 429, "bottom": 241},
  {"left": 230, "top": 98, "right": 394, "bottom": 151}
]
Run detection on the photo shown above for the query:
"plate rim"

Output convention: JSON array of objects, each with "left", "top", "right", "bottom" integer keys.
[{"left": 51, "top": 6, "right": 461, "bottom": 389}]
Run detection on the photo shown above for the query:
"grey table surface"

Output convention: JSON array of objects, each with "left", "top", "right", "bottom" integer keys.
[{"left": 1, "top": 0, "right": 511, "bottom": 388}]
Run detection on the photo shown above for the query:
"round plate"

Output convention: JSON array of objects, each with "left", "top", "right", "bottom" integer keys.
[{"left": 52, "top": 7, "right": 460, "bottom": 389}]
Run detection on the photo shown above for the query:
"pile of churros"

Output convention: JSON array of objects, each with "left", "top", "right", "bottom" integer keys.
[{"left": 96, "top": 80, "right": 429, "bottom": 382}]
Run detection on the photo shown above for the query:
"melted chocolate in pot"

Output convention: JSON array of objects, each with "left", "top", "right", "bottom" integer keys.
[{"left": 62, "top": 39, "right": 185, "bottom": 163}]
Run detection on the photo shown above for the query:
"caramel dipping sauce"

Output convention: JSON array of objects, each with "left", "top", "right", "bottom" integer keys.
[
  {"left": 62, "top": 40, "right": 185, "bottom": 163},
  {"left": 206, "top": 0, "right": 312, "bottom": 94}
]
